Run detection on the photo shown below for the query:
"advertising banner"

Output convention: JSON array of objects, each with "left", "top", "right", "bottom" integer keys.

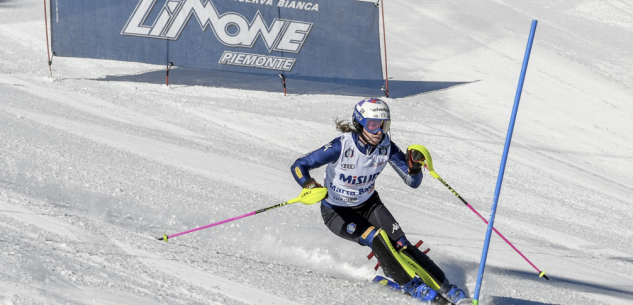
[{"left": 51, "top": 0, "right": 384, "bottom": 88}]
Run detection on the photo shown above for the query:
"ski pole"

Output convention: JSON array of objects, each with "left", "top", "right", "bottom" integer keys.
[
  {"left": 408, "top": 144, "right": 548, "bottom": 281},
  {"left": 157, "top": 187, "right": 328, "bottom": 242}
]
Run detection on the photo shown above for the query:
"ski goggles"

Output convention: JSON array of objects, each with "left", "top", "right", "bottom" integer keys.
[{"left": 363, "top": 118, "right": 391, "bottom": 134}]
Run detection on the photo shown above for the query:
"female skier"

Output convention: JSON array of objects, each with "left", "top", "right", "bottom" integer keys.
[{"left": 290, "top": 98, "right": 469, "bottom": 304}]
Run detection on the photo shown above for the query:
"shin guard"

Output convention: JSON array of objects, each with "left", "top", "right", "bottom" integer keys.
[
  {"left": 371, "top": 230, "right": 416, "bottom": 285},
  {"left": 399, "top": 245, "right": 446, "bottom": 290}
]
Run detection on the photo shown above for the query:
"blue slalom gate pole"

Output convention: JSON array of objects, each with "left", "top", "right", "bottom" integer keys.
[{"left": 472, "top": 20, "right": 538, "bottom": 305}]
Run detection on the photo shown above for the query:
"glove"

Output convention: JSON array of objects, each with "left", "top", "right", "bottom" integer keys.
[
  {"left": 302, "top": 178, "right": 323, "bottom": 189},
  {"left": 406, "top": 148, "right": 425, "bottom": 175}
]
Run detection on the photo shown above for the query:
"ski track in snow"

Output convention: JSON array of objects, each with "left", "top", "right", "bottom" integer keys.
[{"left": 1, "top": 0, "right": 633, "bottom": 304}]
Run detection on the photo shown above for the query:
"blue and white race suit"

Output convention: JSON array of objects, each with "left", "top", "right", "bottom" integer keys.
[
  {"left": 290, "top": 132, "right": 449, "bottom": 288},
  {"left": 291, "top": 132, "right": 422, "bottom": 207}
]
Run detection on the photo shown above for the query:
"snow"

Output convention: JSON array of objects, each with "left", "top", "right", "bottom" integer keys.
[{"left": 1, "top": 0, "right": 632, "bottom": 304}]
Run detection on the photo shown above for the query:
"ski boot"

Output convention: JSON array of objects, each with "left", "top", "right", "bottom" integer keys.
[
  {"left": 439, "top": 279, "right": 470, "bottom": 304},
  {"left": 402, "top": 277, "right": 438, "bottom": 303},
  {"left": 374, "top": 276, "right": 452, "bottom": 304}
]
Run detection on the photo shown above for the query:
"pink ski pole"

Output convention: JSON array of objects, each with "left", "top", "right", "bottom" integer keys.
[
  {"left": 157, "top": 187, "right": 327, "bottom": 242},
  {"left": 408, "top": 144, "right": 548, "bottom": 280},
  {"left": 432, "top": 173, "right": 548, "bottom": 280}
]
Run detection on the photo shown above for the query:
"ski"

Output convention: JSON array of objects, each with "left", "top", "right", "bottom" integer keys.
[{"left": 373, "top": 275, "right": 452, "bottom": 304}]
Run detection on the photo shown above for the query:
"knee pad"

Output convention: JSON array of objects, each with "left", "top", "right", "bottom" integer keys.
[
  {"left": 394, "top": 236, "right": 411, "bottom": 250},
  {"left": 359, "top": 226, "right": 379, "bottom": 247}
]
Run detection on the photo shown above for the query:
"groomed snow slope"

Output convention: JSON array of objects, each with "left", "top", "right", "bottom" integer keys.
[{"left": 1, "top": 0, "right": 632, "bottom": 304}]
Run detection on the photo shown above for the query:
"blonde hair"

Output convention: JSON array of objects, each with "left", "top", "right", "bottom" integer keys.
[{"left": 335, "top": 118, "right": 357, "bottom": 133}]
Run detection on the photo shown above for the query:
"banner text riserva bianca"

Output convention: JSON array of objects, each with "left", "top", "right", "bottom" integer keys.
[{"left": 232, "top": 0, "right": 320, "bottom": 11}]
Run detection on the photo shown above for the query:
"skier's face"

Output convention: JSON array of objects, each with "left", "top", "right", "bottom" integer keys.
[{"left": 362, "top": 128, "right": 382, "bottom": 145}]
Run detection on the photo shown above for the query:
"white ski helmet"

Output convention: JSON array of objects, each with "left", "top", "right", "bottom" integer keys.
[{"left": 352, "top": 98, "right": 391, "bottom": 134}]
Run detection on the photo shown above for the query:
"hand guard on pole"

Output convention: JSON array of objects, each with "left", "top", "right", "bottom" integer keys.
[{"left": 406, "top": 147, "right": 425, "bottom": 176}]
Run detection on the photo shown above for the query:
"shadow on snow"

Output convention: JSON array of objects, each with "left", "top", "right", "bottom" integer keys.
[
  {"left": 96, "top": 68, "right": 472, "bottom": 99},
  {"left": 488, "top": 296, "right": 557, "bottom": 305},
  {"left": 488, "top": 266, "right": 633, "bottom": 303}
]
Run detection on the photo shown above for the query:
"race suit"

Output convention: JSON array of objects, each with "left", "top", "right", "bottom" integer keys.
[{"left": 291, "top": 132, "right": 422, "bottom": 243}]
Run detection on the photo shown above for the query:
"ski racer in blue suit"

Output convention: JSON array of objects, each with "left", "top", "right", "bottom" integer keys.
[{"left": 291, "top": 98, "right": 469, "bottom": 304}]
